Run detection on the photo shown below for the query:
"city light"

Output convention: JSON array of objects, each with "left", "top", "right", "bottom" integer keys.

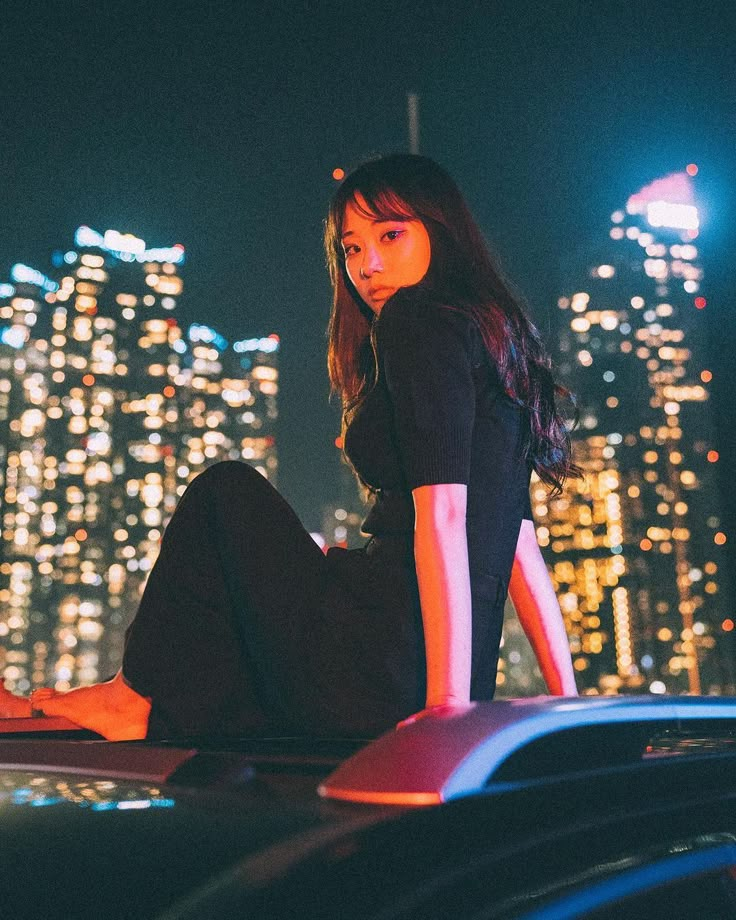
[
  {"left": 233, "top": 336, "right": 280, "bottom": 353},
  {"left": 0, "top": 228, "right": 279, "bottom": 691},
  {"left": 10, "top": 263, "right": 59, "bottom": 292},
  {"left": 0, "top": 326, "right": 27, "bottom": 348},
  {"left": 74, "top": 226, "right": 186, "bottom": 264},
  {"left": 103, "top": 229, "right": 145, "bottom": 254},
  {"left": 188, "top": 323, "right": 229, "bottom": 350},
  {"left": 550, "top": 168, "right": 732, "bottom": 696},
  {"left": 646, "top": 201, "right": 699, "bottom": 231}
]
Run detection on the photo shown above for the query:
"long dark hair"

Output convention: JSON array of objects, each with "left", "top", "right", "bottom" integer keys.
[{"left": 324, "top": 154, "right": 580, "bottom": 494}]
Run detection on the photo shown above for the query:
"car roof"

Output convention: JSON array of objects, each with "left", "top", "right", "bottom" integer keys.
[
  {"left": 0, "top": 697, "right": 734, "bottom": 919},
  {"left": 319, "top": 695, "right": 736, "bottom": 804},
  {"left": 0, "top": 695, "right": 734, "bottom": 806}
]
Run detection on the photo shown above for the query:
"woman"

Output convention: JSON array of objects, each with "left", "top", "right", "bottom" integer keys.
[{"left": 0, "top": 154, "right": 578, "bottom": 739}]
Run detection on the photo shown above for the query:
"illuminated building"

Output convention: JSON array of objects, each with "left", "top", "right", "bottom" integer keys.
[
  {"left": 317, "top": 437, "right": 370, "bottom": 550},
  {"left": 547, "top": 170, "right": 735, "bottom": 695},
  {"left": 496, "top": 607, "right": 547, "bottom": 698},
  {"left": 0, "top": 228, "right": 279, "bottom": 692},
  {"left": 319, "top": 503, "right": 365, "bottom": 551}
]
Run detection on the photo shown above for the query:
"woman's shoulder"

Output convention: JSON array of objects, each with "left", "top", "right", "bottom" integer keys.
[{"left": 374, "top": 288, "right": 476, "bottom": 344}]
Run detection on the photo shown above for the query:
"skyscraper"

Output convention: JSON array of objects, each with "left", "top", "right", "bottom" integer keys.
[
  {"left": 544, "top": 170, "right": 735, "bottom": 695},
  {"left": 0, "top": 228, "right": 279, "bottom": 692}
]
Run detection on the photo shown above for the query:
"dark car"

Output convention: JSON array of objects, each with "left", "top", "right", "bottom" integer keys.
[{"left": 0, "top": 696, "right": 735, "bottom": 919}]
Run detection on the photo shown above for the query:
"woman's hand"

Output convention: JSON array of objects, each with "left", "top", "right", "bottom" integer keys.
[{"left": 396, "top": 701, "right": 475, "bottom": 730}]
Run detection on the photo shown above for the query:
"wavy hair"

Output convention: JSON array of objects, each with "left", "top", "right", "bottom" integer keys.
[{"left": 324, "top": 154, "right": 580, "bottom": 494}]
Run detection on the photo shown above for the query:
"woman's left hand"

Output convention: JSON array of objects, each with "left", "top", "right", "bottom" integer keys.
[{"left": 396, "top": 701, "right": 474, "bottom": 730}]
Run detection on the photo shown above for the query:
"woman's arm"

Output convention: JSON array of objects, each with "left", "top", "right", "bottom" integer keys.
[
  {"left": 412, "top": 482, "right": 472, "bottom": 708},
  {"left": 509, "top": 518, "right": 578, "bottom": 696}
]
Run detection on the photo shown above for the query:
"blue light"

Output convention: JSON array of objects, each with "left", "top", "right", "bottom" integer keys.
[
  {"left": 234, "top": 336, "right": 280, "bottom": 354},
  {"left": 0, "top": 283, "right": 15, "bottom": 298},
  {"left": 188, "top": 323, "right": 228, "bottom": 351},
  {"left": 519, "top": 843, "right": 736, "bottom": 920},
  {"left": 172, "top": 339, "right": 188, "bottom": 354},
  {"left": 139, "top": 246, "right": 185, "bottom": 265},
  {"left": 0, "top": 327, "right": 27, "bottom": 348},
  {"left": 189, "top": 323, "right": 216, "bottom": 343},
  {"left": 75, "top": 225, "right": 105, "bottom": 248},
  {"left": 90, "top": 797, "right": 175, "bottom": 812},
  {"left": 74, "top": 226, "right": 185, "bottom": 264},
  {"left": 64, "top": 251, "right": 78, "bottom": 264},
  {"left": 10, "top": 263, "right": 59, "bottom": 293}
]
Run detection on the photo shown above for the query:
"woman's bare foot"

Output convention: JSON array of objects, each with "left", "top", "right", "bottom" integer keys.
[
  {"left": 35, "top": 671, "right": 151, "bottom": 741},
  {"left": 0, "top": 681, "right": 32, "bottom": 718}
]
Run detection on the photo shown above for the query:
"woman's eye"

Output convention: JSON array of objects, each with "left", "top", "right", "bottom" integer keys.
[
  {"left": 343, "top": 244, "right": 359, "bottom": 257},
  {"left": 384, "top": 229, "right": 404, "bottom": 242}
]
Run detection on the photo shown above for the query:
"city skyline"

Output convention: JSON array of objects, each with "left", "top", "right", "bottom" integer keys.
[
  {"left": 543, "top": 169, "right": 734, "bottom": 694},
  {"left": 0, "top": 226, "right": 279, "bottom": 691},
  {"left": 0, "top": 170, "right": 733, "bottom": 696}
]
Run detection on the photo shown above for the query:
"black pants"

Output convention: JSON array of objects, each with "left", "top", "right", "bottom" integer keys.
[{"left": 122, "top": 461, "right": 426, "bottom": 738}]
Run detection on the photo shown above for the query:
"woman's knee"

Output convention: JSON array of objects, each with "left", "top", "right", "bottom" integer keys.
[{"left": 190, "top": 460, "right": 275, "bottom": 504}]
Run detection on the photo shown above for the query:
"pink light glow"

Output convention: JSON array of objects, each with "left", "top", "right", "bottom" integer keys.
[{"left": 626, "top": 172, "right": 696, "bottom": 215}]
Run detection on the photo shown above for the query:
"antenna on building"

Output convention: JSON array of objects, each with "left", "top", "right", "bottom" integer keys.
[{"left": 407, "top": 92, "right": 420, "bottom": 154}]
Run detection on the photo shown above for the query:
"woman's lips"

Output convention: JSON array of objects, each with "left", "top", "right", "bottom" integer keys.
[{"left": 368, "top": 287, "right": 394, "bottom": 299}]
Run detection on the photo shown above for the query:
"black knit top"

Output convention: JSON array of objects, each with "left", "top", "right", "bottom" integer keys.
[{"left": 344, "top": 289, "right": 533, "bottom": 587}]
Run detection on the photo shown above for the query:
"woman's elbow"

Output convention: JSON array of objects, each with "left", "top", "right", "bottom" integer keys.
[{"left": 413, "top": 483, "right": 467, "bottom": 531}]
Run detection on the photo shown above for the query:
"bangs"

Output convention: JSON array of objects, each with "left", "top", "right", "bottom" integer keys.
[
  {"left": 347, "top": 186, "right": 417, "bottom": 223},
  {"left": 328, "top": 175, "right": 419, "bottom": 250}
]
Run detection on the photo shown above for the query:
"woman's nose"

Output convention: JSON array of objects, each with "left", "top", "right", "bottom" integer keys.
[{"left": 360, "top": 247, "right": 383, "bottom": 278}]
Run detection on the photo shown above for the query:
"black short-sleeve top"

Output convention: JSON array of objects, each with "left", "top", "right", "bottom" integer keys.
[{"left": 344, "top": 289, "right": 533, "bottom": 584}]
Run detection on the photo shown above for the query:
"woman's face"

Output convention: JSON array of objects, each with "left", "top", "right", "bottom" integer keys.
[{"left": 341, "top": 193, "right": 431, "bottom": 315}]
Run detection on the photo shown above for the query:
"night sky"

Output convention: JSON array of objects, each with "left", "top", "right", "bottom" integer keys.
[{"left": 4, "top": 1, "right": 736, "bottom": 573}]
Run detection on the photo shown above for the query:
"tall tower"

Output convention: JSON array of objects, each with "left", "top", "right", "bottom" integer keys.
[
  {"left": 544, "top": 170, "right": 735, "bottom": 696},
  {"left": 0, "top": 228, "right": 279, "bottom": 692}
]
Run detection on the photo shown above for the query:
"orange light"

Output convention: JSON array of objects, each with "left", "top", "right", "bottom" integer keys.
[
  {"left": 332, "top": 167, "right": 345, "bottom": 181},
  {"left": 318, "top": 783, "right": 441, "bottom": 806},
  {"left": 694, "top": 297, "right": 707, "bottom": 309},
  {"left": 707, "top": 450, "right": 719, "bottom": 463},
  {"left": 640, "top": 538, "right": 653, "bottom": 551},
  {"left": 714, "top": 532, "right": 727, "bottom": 546},
  {"left": 723, "top": 619, "right": 734, "bottom": 632},
  {"left": 687, "top": 229, "right": 699, "bottom": 239},
  {"left": 163, "top": 385, "right": 175, "bottom": 398},
  {"left": 701, "top": 370, "right": 713, "bottom": 383},
  {"left": 334, "top": 436, "right": 344, "bottom": 450},
  {"left": 269, "top": 333, "right": 280, "bottom": 342},
  {"left": 82, "top": 374, "right": 95, "bottom": 386},
  {"left": 75, "top": 528, "right": 88, "bottom": 541},
  {"left": 686, "top": 163, "right": 698, "bottom": 176}
]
